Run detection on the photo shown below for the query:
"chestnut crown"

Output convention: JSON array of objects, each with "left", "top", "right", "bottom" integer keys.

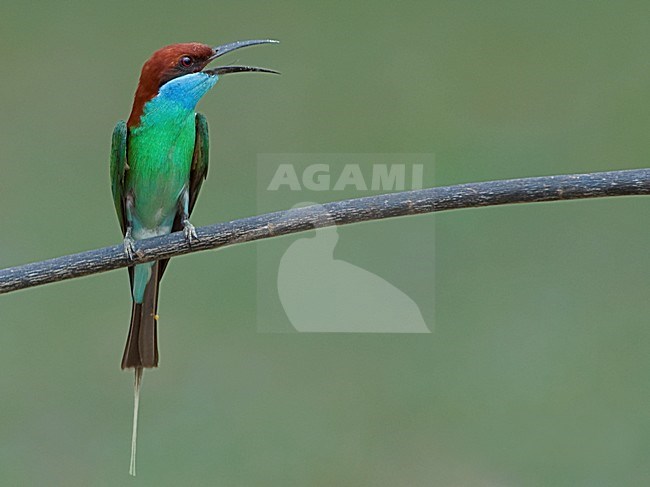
[{"left": 127, "top": 40, "right": 279, "bottom": 127}]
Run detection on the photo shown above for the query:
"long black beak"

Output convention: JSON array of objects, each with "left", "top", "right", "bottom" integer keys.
[{"left": 204, "top": 39, "right": 280, "bottom": 76}]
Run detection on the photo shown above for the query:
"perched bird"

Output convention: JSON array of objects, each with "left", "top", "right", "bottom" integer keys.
[{"left": 110, "top": 39, "right": 278, "bottom": 475}]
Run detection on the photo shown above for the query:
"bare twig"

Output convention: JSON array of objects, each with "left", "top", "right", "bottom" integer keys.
[{"left": 1, "top": 168, "right": 649, "bottom": 295}]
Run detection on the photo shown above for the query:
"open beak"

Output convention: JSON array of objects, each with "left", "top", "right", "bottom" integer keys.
[{"left": 203, "top": 39, "right": 280, "bottom": 76}]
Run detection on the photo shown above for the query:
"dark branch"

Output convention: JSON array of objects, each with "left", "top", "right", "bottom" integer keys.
[{"left": 1, "top": 168, "right": 649, "bottom": 295}]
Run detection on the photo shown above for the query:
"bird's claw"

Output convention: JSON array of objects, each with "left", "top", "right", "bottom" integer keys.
[
  {"left": 182, "top": 219, "right": 198, "bottom": 245},
  {"left": 123, "top": 228, "right": 136, "bottom": 260}
]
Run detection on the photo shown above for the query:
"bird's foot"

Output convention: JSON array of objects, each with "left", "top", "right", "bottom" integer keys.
[
  {"left": 182, "top": 219, "right": 198, "bottom": 245},
  {"left": 123, "top": 229, "right": 136, "bottom": 260}
]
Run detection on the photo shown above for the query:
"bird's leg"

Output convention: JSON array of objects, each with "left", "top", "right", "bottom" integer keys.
[
  {"left": 123, "top": 228, "right": 136, "bottom": 260},
  {"left": 179, "top": 188, "right": 198, "bottom": 244},
  {"left": 124, "top": 193, "right": 136, "bottom": 259}
]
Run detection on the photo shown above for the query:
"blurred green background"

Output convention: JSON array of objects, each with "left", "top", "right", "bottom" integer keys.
[{"left": 2, "top": 1, "right": 650, "bottom": 485}]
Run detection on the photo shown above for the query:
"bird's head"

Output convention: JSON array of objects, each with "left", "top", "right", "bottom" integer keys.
[{"left": 128, "top": 39, "right": 278, "bottom": 127}]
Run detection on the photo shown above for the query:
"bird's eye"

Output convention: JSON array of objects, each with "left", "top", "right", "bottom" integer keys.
[{"left": 179, "top": 56, "right": 193, "bottom": 67}]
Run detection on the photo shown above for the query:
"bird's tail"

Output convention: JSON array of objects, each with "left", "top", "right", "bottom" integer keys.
[
  {"left": 122, "top": 261, "right": 160, "bottom": 476},
  {"left": 121, "top": 261, "right": 160, "bottom": 369}
]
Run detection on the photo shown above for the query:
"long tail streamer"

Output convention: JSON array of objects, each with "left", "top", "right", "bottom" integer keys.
[{"left": 129, "top": 367, "right": 143, "bottom": 476}]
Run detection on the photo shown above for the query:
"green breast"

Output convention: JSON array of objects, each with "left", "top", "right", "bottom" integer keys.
[{"left": 127, "top": 99, "right": 196, "bottom": 234}]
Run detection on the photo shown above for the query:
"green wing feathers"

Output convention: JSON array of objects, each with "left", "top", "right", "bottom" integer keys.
[
  {"left": 110, "top": 120, "right": 128, "bottom": 236},
  {"left": 188, "top": 112, "right": 210, "bottom": 214}
]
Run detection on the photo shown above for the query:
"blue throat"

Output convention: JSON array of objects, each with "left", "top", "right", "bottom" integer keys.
[
  {"left": 132, "top": 72, "right": 219, "bottom": 135},
  {"left": 157, "top": 72, "right": 219, "bottom": 111}
]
